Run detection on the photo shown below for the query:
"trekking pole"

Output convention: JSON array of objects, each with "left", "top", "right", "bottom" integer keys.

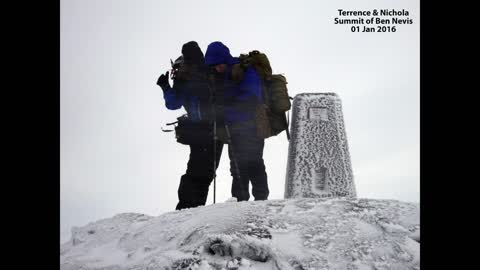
[
  {"left": 207, "top": 71, "right": 218, "bottom": 205},
  {"left": 224, "top": 124, "right": 241, "bottom": 180},
  {"left": 213, "top": 119, "right": 217, "bottom": 204}
]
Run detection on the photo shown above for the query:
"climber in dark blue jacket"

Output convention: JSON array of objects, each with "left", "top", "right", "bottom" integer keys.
[
  {"left": 157, "top": 41, "right": 223, "bottom": 210},
  {"left": 205, "top": 41, "right": 269, "bottom": 202},
  {"left": 204, "top": 41, "right": 263, "bottom": 124}
]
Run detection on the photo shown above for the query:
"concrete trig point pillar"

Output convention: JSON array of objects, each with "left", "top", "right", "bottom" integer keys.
[{"left": 284, "top": 93, "right": 356, "bottom": 199}]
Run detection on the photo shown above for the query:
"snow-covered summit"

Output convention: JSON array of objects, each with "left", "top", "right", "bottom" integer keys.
[{"left": 60, "top": 198, "right": 419, "bottom": 270}]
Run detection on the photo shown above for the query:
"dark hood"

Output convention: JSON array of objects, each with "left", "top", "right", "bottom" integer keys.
[{"left": 181, "top": 41, "right": 205, "bottom": 65}]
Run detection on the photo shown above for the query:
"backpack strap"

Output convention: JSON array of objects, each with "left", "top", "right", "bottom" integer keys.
[
  {"left": 231, "top": 63, "right": 244, "bottom": 83},
  {"left": 261, "top": 79, "right": 270, "bottom": 106},
  {"left": 285, "top": 110, "right": 290, "bottom": 140},
  {"left": 285, "top": 96, "right": 293, "bottom": 140}
]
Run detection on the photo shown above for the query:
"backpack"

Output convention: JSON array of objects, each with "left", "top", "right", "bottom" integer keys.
[{"left": 232, "top": 50, "right": 292, "bottom": 139}]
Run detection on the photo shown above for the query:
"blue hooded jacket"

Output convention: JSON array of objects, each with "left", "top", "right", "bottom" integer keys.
[{"left": 205, "top": 41, "right": 263, "bottom": 125}]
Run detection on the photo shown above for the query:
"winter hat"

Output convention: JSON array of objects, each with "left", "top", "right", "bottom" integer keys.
[
  {"left": 205, "top": 41, "right": 236, "bottom": 66},
  {"left": 181, "top": 41, "right": 205, "bottom": 65}
]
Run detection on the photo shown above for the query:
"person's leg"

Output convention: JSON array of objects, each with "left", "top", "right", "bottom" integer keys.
[
  {"left": 176, "top": 173, "right": 195, "bottom": 210},
  {"left": 228, "top": 143, "right": 250, "bottom": 201},
  {"left": 228, "top": 121, "right": 269, "bottom": 202},
  {"left": 248, "top": 138, "right": 269, "bottom": 200},
  {"left": 176, "top": 141, "right": 223, "bottom": 210},
  {"left": 229, "top": 121, "right": 266, "bottom": 201},
  {"left": 192, "top": 140, "right": 223, "bottom": 205},
  {"left": 176, "top": 145, "right": 199, "bottom": 210}
]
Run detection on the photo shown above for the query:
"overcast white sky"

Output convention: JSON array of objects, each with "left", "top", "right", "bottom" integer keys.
[{"left": 61, "top": 0, "right": 419, "bottom": 243}]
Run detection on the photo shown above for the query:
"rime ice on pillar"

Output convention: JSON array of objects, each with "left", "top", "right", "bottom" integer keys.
[{"left": 284, "top": 93, "right": 356, "bottom": 199}]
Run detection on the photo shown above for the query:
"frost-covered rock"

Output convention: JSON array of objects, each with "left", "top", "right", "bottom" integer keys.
[
  {"left": 285, "top": 93, "right": 356, "bottom": 199},
  {"left": 60, "top": 198, "right": 419, "bottom": 270}
]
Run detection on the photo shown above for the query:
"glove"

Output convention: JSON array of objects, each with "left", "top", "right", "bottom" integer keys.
[{"left": 156, "top": 71, "right": 170, "bottom": 91}]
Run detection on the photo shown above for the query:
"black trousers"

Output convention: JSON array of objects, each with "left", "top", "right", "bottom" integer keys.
[
  {"left": 227, "top": 121, "right": 269, "bottom": 201},
  {"left": 176, "top": 140, "right": 224, "bottom": 210}
]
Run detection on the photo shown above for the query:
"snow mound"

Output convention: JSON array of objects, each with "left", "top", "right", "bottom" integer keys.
[{"left": 60, "top": 198, "right": 419, "bottom": 270}]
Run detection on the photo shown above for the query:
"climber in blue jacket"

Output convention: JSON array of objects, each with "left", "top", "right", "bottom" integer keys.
[
  {"left": 157, "top": 41, "right": 224, "bottom": 210},
  {"left": 205, "top": 41, "right": 269, "bottom": 202}
]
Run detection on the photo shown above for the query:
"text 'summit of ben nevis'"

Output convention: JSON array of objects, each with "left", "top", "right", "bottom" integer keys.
[{"left": 334, "top": 9, "right": 414, "bottom": 33}]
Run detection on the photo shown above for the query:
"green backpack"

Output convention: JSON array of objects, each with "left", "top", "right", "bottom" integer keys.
[{"left": 232, "top": 50, "right": 292, "bottom": 139}]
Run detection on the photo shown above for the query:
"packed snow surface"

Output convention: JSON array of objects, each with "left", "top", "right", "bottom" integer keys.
[{"left": 61, "top": 198, "right": 419, "bottom": 270}]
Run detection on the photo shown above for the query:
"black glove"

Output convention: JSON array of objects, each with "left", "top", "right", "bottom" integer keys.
[{"left": 156, "top": 71, "right": 170, "bottom": 91}]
